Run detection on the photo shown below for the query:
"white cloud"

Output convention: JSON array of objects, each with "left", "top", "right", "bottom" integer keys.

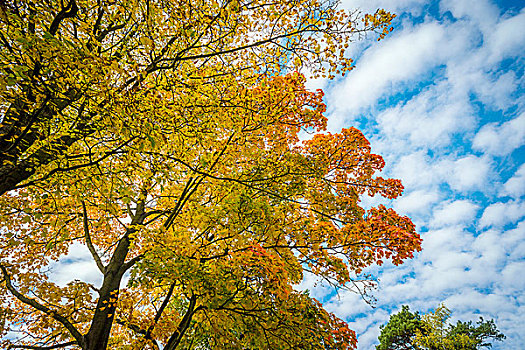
[
  {"left": 440, "top": 0, "right": 500, "bottom": 35},
  {"left": 445, "top": 155, "right": 493, "bottom": 192},
  {"left": 390, "top": 153, "right": 492, "bottom": 195},
  {"left": 438, "top": 8, "right": 525, "bottom": 109},
  {"left": 444, "top": 291, "right": 514, "bottom": 315},
  {"left": 486, "top": 9, "right": 525, "bottom": 64},
  {"left": 501, "top": 261, "right": 525, "bottom": 290},
  {"left": 491, "top": 305, "right": 525, "bottom": 350},
  {"left": 471, "top": 230, "right": 509, "bottom": 268},
  {"left": 430, "top": 200, "right": 479, "bottom": 228},
  {"left": 479, "top": 200, "right": 525, "bottom": 228},
  {"left": 448, "top": 155, "right": 490, "bottom": 192},
  {"left": 471, "top": 223, "right": 525, "bottom": 268},
  {"left": 375, "top": 82, "right": 474, "bottom": 150},
  {"left": 504, "top": 221, "right": 525, "bottom": 261},
  {"left": 393, "top": 151, "right": 439, "bottom": 189},
  {"left": 502, "top": 164, "right": 525, "bottom": 198},
  {"left": 49, "top": 259, "right": 102, "bottom": 288},
  {"left": 328, "top": 21, "right": 447, "bottom": 121},
  {"left": 347, "top": 308, "right": 390, "bottom": 349},
  {"left": 473, "top": 112, "right": 525, "bottom": 156},
  {"left": 48, "top": 243, "right": 103, "bottom": 287},
  {"left": 474, "top": 71, "right": 519, "bottom": 110},
  {"left": 394, "top": 189, "right": 440, "bottom": 215},
  {"left": 325, "top": 290, "right": 376, "bottom": 319}
]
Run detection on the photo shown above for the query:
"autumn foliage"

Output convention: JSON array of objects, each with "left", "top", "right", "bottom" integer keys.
[{"left": 0, "top": 1, "right": 419, "bottom": 349}]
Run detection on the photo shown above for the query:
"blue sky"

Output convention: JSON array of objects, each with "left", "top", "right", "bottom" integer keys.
[{"left": 300, "top": 0, "right": 525, "bottom": 348}]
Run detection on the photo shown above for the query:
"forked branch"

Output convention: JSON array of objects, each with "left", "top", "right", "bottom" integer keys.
[{"left": 0, "top": 264, "right": 84, "bottom": 347}]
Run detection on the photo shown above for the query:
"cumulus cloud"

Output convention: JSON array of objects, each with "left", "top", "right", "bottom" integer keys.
[
  {"left": 421, "top": 227, "right": 474, "bottom": 260},
  {"left": 394, "top": 189, "right": 440, "bottom": 215},
  {"left": 444, "top": 290, "right": 514, "bottom": 315},
  {"left": 392, "top": 151, "right": 440, "bottom": 189},
  {"left": 501, "top": 261, "right": 525, "bottom": 290},
  {"left": 389, "top": 153, "right": 492, "bottom": 195},
  {"left": 473, "top": 112, "right": 525, "bottom": 156},
  {"left": 474, "top": 71, "right": 519, "bottom": 110},
  {"left": 430, "top": 200, "right": 479, "bottom": 227},
  {"left": 440, "top": 0, "right": 500, "bottom": 35},
  {"left": 48, "top": 243, "right": 103, "bottom": 287},
  {"left": 479, "top": 200, "right": 525, "bottom": 228},
  {"left": 325, "top": 290, "right": 377, "bottom": 319},
  {"left": 328, "top": 21, "right": 447, "bottom": 120},
  {"left": 375, "top": 81, "right": 474, "bottom": 150},
  {"left": 472, "top": 222, "right": 525, "bottom": 267},
  {"left": 445, "top": 155, "right": 493, "bottom": 192},
  {"left": 501, "top": 164, "right": 525, "bottom": 198},
  {"left": 486, "top": 9, "right": 525, "bottom": 64},
  {"left": 504, "top": 221, "right": 525, "bottom": 261},
  {"left": 346, "top": 308, "right": 390, "bottom": 349}
]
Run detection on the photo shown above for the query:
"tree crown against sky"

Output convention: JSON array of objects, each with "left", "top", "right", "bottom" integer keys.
[
  {"left": 290, "top": 1, "right": 524, "bottom": 348},
  {"left": 0, "top": 1, "right": 421, "bottom": 349},
  {"left": 377, "top": 304, "right": 505, "bottom": 350}
]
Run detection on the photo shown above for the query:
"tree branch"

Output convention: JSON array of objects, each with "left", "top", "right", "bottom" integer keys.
[
  {"left": 164, "top": 294, "right": 198, "bottom": 350},
  {"left": 146, "top": 151, "right": 347, "bottom": 224},
  {"left": 81, "top": 200, "right": 105, "bottom": 273},
  {"left": 8, "top": 341, "right": 78, "bottom": 349},
  {"left": 142, "top": 281, "right": 177, "bottom": 342},
  {"left": 120, "top": 254, "right": 143, "bottom": 274},
  {"left": 114, "top": 318, "right": 160, "bottom": 350},
  {"left": 49, "top": 0, "right": 78, "bottom": 36},
  {"left": 13, "top": 136, "right": 137, "bottom": 191},
  {"left": 0, "top": 264, "right": 84, "bottom": 346}
]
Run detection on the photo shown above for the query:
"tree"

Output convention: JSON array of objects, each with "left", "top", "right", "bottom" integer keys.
[
  {"left": 376, "top": 305, "right": 505, "bottom": 350},
  {"left": 0, "top": 1, "right": 420, "bottom": 350},
  {"left": 376, "top": 305, "right": 424, "bottom": 350}
]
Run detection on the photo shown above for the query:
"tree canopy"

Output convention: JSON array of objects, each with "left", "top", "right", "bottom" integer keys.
[
  {"left": 0, "top": 1, "right": 421, "bottom": 350},
  {"left": 376, "top": 305, "right": 424, "bottom": 350},
  {"left": 376, "top": 305, "right": 505, "bottom": 350}
]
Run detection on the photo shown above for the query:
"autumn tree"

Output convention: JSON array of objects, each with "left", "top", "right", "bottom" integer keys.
[
  {"left": 376, "top": 305, "right": 505, "bottom": 350},
  {"left": 0, "top": 1, "right": 420, "bottom": 350}
]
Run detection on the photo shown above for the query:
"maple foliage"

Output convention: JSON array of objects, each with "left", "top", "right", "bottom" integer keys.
[
  {"left": 0, "top": 0, "right": 395, "bottom": 194},
  {"left": 0, "top": 1, "right": 420, "bottom": 350}
]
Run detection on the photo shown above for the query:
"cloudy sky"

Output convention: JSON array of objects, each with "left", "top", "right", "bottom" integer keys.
[{"left": 302, "top": 0, "right": 525, "bottom": 348}]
